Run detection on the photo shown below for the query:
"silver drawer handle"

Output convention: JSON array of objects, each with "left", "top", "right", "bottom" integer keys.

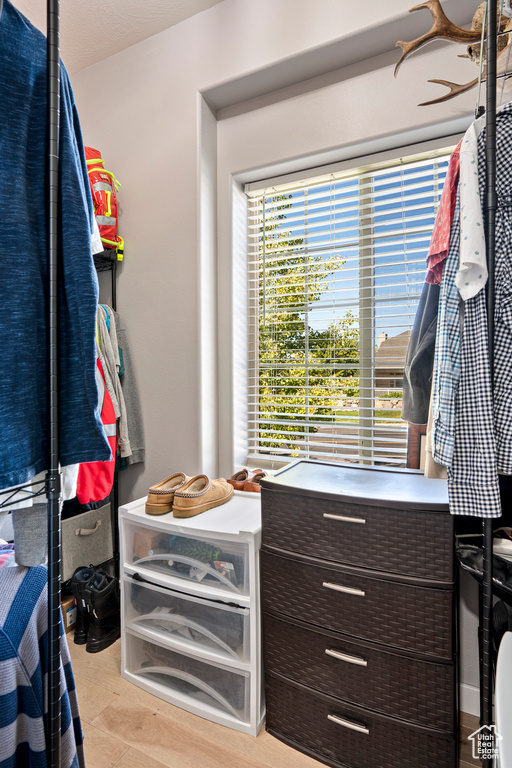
[
  {"left": 323, "top": 513, "right": 366, "bottom": 524},
  {"left": 327, "top": 713, "right": 370, "bottom": 735},
  {"left": 323, "top": 581, "right": 366, "bottom": 597},
  {"left": 325, "top": 648, "right": 367, "bottom": 667}
]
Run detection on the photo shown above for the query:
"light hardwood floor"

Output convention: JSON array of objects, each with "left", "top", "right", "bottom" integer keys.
[{"left": 68, "top": 639, "right": 480, "bottom": 768}]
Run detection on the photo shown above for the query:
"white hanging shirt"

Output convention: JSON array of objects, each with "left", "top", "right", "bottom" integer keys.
[{"left": 456, "top": 113, "right": 487, "bottom": 300}]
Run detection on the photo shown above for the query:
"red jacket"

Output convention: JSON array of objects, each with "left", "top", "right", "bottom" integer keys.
[{"left": 76, "top": 358, "right": 116, "bottom": 505}]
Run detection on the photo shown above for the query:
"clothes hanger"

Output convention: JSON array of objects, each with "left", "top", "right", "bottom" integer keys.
[
  {"left": 474, "top": 1, "right": 512, "bottom": 117},
  {"left": 499, "top": 0, "right": 512, "bottom": 104},
  {"left": 475, "top": 0, "right": 488, "bottom": 117}
]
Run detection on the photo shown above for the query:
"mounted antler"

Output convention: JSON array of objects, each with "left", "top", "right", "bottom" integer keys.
[
  {"left": 418, "top": 76, "right": 480, "bottom": 106},
  {"left": 395, "top": 0, "right": 481, "bottom": 76},
  {"left": 395, "top": 0, "right": 512, "bottom": 105}
]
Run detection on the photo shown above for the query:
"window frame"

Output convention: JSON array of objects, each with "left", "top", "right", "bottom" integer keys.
[{"left": 243, "top": 144, "right": 456, "bottom": 468}]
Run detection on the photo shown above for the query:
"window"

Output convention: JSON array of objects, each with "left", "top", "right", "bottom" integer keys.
[{"left": 245, "top": 147, "right": 453, "bottom": 466}]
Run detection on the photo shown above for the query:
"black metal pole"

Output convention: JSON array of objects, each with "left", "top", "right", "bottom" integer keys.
[
  {"left": 481, "top": 0, "right": 497, "bottom": 763},
  {"left": 46, "top": 1, "right": 62, "bottom": 767},
  {"left": 111, "top": 259, "right": 120, "bottom": 578},
  {"left": 111, "top": 258, "right": 117, "bottom": 311}
]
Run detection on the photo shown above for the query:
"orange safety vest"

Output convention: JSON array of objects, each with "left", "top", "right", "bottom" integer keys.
[
  {"left": 76, "top": 358, "right": 117, "bottom": 506},
  {"left": 85, "top": 146, "right": 124, "bottom": 257}
]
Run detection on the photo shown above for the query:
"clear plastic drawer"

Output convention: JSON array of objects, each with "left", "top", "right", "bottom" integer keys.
[
  {"left": 123, "top": 578, "right": 250, "bottom": 662},
  {"left": 125, "top": 631, "right": 250, "bottom": 723},
  {"left": 123, "top": 522, "right": 249, "bottom": 596}
]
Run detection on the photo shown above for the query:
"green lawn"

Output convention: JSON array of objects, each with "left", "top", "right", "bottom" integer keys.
[{"left": 335, "top": 409, "right": 403, "bottom": 422}]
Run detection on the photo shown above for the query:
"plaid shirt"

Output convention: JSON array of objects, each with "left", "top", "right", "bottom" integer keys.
[
  {"left": 432, "top": 102, "right": 512, "bottom": 517},
  {"left": 431, "top": 192, "right": 462, "bottom": 470}
]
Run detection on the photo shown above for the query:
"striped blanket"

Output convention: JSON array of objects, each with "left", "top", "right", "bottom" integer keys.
[{"left": 0, "top": 564, "right": 85, "bottom": 768}]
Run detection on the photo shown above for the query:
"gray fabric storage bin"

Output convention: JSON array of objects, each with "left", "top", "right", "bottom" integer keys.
[{"left": 62, "top": 504, "right": 113, "bottom": 581}]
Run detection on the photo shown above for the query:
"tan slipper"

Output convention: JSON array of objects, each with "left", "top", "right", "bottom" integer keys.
[
  {"left": 145, "top": 472, "right": 189, "bottom": 515},
  {"left": 172, "top": 475, "right": 234, "bottom": 518}
]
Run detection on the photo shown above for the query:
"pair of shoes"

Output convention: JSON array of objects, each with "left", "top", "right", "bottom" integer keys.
[
  {"left": 146, "top": 472, "right": 234, "bottom": 518},
  {"left": 227, "top": 468, "right": 267, "bottom": 493},
  {"left": 69, "top": 566, "right": 120, "bottom": 653},
  {"left": 145, "top": 472, "right": 190, "bottom": 515}
]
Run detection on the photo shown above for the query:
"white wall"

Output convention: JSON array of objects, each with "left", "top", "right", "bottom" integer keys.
[
  {"left": 71, "top": 0, "right": 483, "bottom": 712},
  {"left": 71, "top": 0, "right": 478, "bottom": 499}
]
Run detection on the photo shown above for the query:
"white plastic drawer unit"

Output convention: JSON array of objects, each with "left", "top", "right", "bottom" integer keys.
[
  {"left": 125, "top": 630, "right": 251, "bottom": 724},
  {"left": 123, "top": 577, "right": 251, "bottom": 663},
  {"left": 123, "top": 522, "right": 249, "bottom": 596},
  {"left": 119, "top": 493, "right": 264, "bottom": 736}
]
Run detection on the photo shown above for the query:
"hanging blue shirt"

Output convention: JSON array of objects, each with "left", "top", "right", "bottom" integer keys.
[{"left": 0, "top": 0, "right": 110, "bottom": 488}]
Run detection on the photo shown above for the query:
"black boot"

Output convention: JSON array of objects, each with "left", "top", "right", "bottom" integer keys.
[
  {"left": 84, "top": 571, "right": 120, "bottom": 653},
  {"left": 70, "top": 566, "right": 95, "bottom": 645}
]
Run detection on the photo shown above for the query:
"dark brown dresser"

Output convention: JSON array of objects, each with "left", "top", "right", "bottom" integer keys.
[{"left": 260, "top": 460, "right": 457, "bottom": 768}]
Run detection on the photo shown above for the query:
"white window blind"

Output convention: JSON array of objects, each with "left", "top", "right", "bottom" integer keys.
[{"left": 246, "top": 146, "right": 453, "bottom": 466}]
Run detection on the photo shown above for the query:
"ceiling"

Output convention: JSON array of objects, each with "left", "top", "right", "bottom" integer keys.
[{"left": 11, "top": 0, "right": 225, "bottom": 73}]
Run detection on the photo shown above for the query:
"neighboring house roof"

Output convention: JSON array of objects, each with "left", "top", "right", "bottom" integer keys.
[{"left": 375, "top": 330, "right": 411, "bottom": 369}]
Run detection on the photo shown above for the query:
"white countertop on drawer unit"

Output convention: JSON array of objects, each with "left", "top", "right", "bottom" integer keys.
[{"left": 119, "top": 490, "right": 262, "bottom": 546}]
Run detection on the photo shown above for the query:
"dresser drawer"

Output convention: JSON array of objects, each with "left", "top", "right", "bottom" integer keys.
[
  {"left": 265, "top": 672, "right": 457, "bottom": 768},
  {"left": 262, "top": 489, "right": 454, "bottom": 582},
  {"left": 263, "top": 612, "right": 455, "bottom": 731},
  {"left": 261, "top": 550, "right": 454, "bottom": 659},
  {"left": 123, "top": 577, "right": 250, "bottom": 663},
  {"left": 122, "top": 520, "right": 249, "bottom": 597},
  {"left": 124, "top": 630, "right": 250, "bottom": 723}
]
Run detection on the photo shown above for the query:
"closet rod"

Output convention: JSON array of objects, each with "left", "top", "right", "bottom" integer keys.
[
  {"left": 481, "top": 0, "right": 496, "bottom": 758},
  {"left": 46, "top": 0, "right": 62, "bottom": 765}
]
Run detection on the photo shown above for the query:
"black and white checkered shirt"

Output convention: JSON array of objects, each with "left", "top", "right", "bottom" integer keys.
[{"left": 447, "top": 103, "right": 512, "bottom": 517}]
